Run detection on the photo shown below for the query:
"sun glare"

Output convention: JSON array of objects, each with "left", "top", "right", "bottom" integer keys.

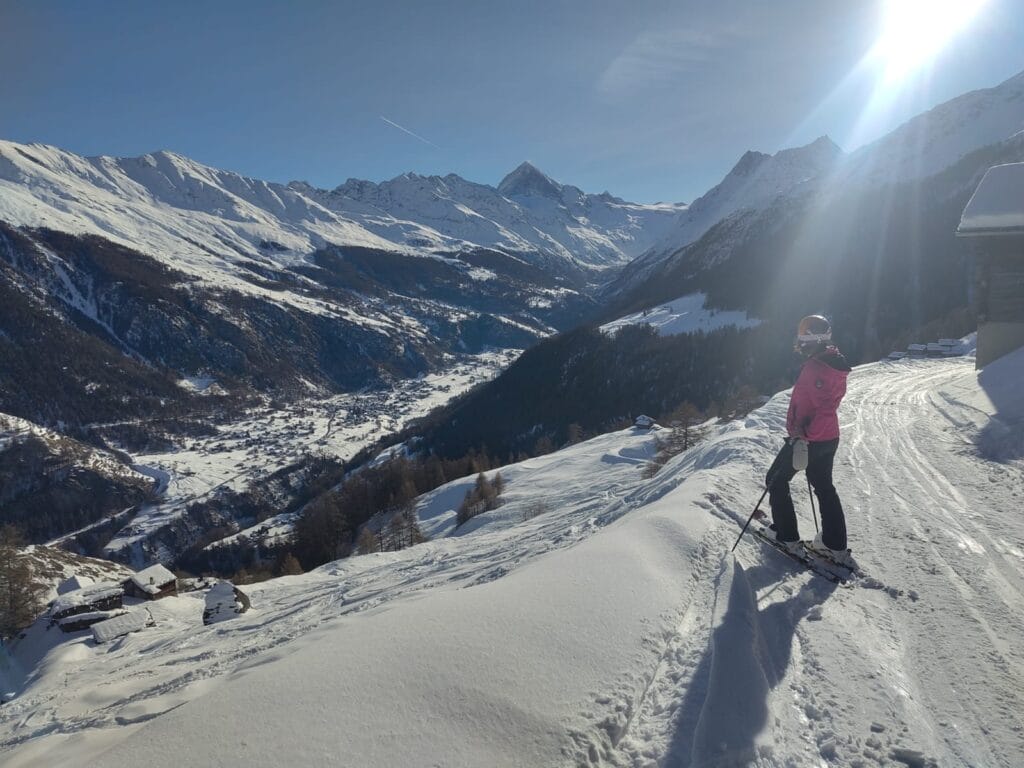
[{"left": 871, "top": 0, "right": 987, "bottom": 82}]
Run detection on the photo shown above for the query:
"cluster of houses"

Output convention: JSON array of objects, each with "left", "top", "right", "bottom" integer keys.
[
  {"left": 887, "top": 338, "right": 968, "bottom": 361},
  {"left": 48, "top": 564, "right": 178, "bottom": 642},
  {"left": 48, "top": 564, "right": 251, "bottom": 645}
]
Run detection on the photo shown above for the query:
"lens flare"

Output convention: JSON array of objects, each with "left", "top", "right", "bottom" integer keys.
[{"left": 871, "top": 0, "right": 987, "bottom": 82}]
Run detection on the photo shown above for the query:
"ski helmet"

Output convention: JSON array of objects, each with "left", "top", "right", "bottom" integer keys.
[{"left": 795, "top": 315, "right": 831, "bottom": 353}]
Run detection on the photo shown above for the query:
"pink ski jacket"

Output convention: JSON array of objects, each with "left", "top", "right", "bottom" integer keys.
[{"left": 786, "top": 347, "right": 850, "bottom": 442}]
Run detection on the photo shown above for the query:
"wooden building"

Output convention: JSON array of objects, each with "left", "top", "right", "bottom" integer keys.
[
  {"left": 49, "top": 582, "right": 124, "bottom": 633},
  {"left": 123, "top": 564, "right": 178, "bottom": 601},
  {"left": 957, "top": 162, "right": 1024, "bottom": 368}
]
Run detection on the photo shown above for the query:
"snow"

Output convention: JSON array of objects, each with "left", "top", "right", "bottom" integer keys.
[
  {"left": 91, "top": 610, "right": 152, "bottom": 645},
  {"left": 49, "top": 583, "right": 123, "bottom": 617},
  {"left": 127, "top": 565, "right": 175, "bottom": 594},
  {"left": 957, "top": 162, "right": 1024, "bottom": 235},
  {"left": 638, "top": 136, "right": 840, "bottom": 266},
  {"left": 0, "top": 140, "right": 684, "bottom": 285},
  {"left": 845, "top": 70, "right": 1024, "bottom": 188},
  {"left": 106, "top": 349, "right": 518, "bottom": 557},
  {"left": 600, "top": 292, "right": 762, "bottom": 337},
  {"left": 3, "top": 352, "right": 1024, "bottom": 766},
  {"left": 55, "top": 576, "right": 94, "bottom": 596},
  {"left": 55, "top": 611, "right": 121, "bottom": 629},
  {"left": 625, "top": 72, "right": 1024, "bottom": 290}
]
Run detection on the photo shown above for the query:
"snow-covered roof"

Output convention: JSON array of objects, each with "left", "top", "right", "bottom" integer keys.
[
  {"left": 92, "top": 610, "right": 151, "bottom": 644},
  {"left": 56, "top": 575, "right": 95, "bottom": 595},
  {"left": 56, "top": 610, "right": 121, "bottom": 627},
  {"left": 958, "top": 162, "right": 1024, "bottom": 237},
  {"left": 129, "top": 564, "right": 176, "bottom": 594},
  {"left": 50, "top": 582, "right": 123, "bottom": 615}
]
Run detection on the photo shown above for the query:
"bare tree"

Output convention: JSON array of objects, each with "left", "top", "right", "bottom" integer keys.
[{"left": 643, "top": 402, "right": 707, "bottom": 478}]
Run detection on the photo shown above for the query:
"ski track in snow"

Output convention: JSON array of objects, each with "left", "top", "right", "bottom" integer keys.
[
  {"left": 610, "top": 357, "right": 1024, "bottom": 767},
  {"left": 3, "top": 356, "right": 1024, "bottom": 767}
]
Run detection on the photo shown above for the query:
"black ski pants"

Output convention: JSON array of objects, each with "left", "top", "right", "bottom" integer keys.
[{"left": 766, "top": 438, "right": 847, "bottom": 550}]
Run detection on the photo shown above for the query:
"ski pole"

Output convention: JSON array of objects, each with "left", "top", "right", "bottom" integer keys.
[
  {"left": 807, "top": 476, "right": 819, "bottom": 533},
  {"left": 732, "top": 486, "right": 769, "bottom": 552}
]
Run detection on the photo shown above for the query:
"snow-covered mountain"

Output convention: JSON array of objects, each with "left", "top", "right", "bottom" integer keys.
[
  {"left": 612, "top": 136, "right": 841, "bottom": 291},
  {"left": 3, "top": 342, "right": 1022, "bottom": 767},
  {"left": 842, "top": 68, "right": 1024, "bottom": 188},
  {"left": 0, "top": 139, "right": 684, "bottom": 439},
  {"left": 298, "top": 160, "right": 684, "bottom": 271},
  {"left": 613, "top": 69, "right": 1024, "bottom": 300},
  {"left": 0, "top": 141, "right": 683, "bottom": 284}
]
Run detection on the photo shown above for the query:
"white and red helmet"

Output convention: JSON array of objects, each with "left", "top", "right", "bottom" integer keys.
[{"left": 795, "top": 315, "right": 832, "bottom": 349}]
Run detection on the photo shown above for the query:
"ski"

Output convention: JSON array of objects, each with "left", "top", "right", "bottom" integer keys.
[
  {"left": 748, "top": 525, "right": 850, "bottom": 584},
  {"left": 803, "top": 541, "right": 865, "bottom": 578},
  {"left": 744, "top": 515, "right": 902, "bottom": 595}
]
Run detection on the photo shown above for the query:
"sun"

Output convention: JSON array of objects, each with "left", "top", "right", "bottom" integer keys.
[{"left": 871, "top": 0, "right": 987, "bottom": 82}]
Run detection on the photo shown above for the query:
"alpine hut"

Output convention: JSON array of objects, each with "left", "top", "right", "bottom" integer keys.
[
  {"left": 123, "top": 564, "right": 178, "bottom": 601},
  {"left": 957, "top": 162, "right": 1024, "bottom": 368}
]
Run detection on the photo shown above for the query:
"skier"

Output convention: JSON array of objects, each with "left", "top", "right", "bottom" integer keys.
[{"left": 767, "top": 315, "right": 852, "bottom": 562}]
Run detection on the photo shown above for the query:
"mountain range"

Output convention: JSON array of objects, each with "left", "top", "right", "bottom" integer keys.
[{"left": 2, "top": 68, "right": 1024, "bottom": 562}]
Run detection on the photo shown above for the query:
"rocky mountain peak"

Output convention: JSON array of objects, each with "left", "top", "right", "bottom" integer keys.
[{"left": 497, "top": 162, "right": 562, "bottom": 199}]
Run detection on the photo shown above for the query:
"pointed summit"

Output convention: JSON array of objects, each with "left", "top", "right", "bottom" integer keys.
[
  {"left": 497, "top": 162, "right": 562, "bottom": 199},
  {"left": 773, "top": 135, "right": 843, "bottom": 167}
]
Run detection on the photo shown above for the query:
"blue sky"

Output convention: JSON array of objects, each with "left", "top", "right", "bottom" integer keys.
[{"left": 2, "top": 0, "right": 1022, "bottom": 202}]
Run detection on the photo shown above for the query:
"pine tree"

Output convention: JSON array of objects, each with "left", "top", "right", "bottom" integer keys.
[
  {"left": 277, "top": 552, "right": 304, "bottom": 576},
  {"left": 0, "top": 525, "right": 46, "bottom": 638},
  {"left": 356, "top": 527, "right": 380, "bottom": 555},
  {"left": 643, "top": 401, "right": 707, "bottom": 477}
]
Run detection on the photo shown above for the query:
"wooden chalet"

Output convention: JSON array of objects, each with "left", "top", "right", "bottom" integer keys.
[
  {"left": 957, "top": 162, "right": 1024, "bottom": 368},
  {"left": 49, "top": 582, "right": 124, "bottom": 633},
  {"left": 123, "top": 564, "right": 178, "bottom": 601}
]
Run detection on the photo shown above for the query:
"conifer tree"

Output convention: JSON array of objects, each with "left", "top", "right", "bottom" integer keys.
[{"left": 0, "top": 525, "right": 45, "bottom": 638}]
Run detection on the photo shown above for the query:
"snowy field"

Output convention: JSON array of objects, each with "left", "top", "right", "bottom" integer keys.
[
  {"left": 4, "top": 348, "right": 1024, "bottom": 767},
  {"left": 83, "top": 349, "right": 519, "bottom": 558},
  {"left": 600, "top": 292, "right": 761, "bottom": 337}
]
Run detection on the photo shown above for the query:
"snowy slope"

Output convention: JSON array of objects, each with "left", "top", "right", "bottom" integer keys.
[
  {"left": 599, "top": 291, "right": 761, "bottom": 338},
  {"left": 0, "top": 141, "right": 683, "bottom": 283},
  {"left": 626, "top": 136, "right": 841, "bottom": 276},
  {"left": 615, "top": 70, "right": 1024, "bottom": 297},
  {"left": 304, "top": 161, "right": 684, "bottom": 270},
  {"left": 843, "top": 69, "right": 1024, "bottom": 188},
  {"left": 3, "top": 349, "right": 1024, "bottom": 767}
]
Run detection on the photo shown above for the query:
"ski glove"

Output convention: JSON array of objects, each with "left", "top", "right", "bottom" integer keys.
[{"left": 791, "top": 438, "right": 809, "bottom": 471}]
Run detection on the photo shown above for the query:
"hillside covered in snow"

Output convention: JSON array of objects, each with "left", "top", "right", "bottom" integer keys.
[
  {"left": 2, "top": 342, "right": 1022, "bottom": 767},
  {"left": 610, "top": 69, "right": 1024, "bottom": 302},
  {"left": 0, "top": 141, "right": 683, "bottom": 283}
]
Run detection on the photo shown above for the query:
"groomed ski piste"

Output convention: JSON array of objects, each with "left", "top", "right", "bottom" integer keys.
[{"left": 2, "top": 343, "right": 1023, "bottom": 767}]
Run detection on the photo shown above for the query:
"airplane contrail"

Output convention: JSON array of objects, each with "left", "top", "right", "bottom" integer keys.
[{"left": 379, "top": 116, "right": 440, "bottom": 149}]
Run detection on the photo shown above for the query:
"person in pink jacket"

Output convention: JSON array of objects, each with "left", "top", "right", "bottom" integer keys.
[{"left": 766, "top": 315, "right": 852, "bottom": 554}]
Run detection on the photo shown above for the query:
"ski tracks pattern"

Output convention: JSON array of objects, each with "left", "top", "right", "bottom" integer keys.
[{"left": 835, "top": 358, "right": 1024, "bottom": 766}]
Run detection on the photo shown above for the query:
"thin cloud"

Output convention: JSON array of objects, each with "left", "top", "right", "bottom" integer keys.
[
  {"left": 598, "top": 27, "right": 745, "bottom": 96},
  {"left": 380, "top": 116, "right": 440, "bottom": 149}
]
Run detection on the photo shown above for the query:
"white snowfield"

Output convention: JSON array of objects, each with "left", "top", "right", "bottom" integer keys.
[
  {"left": 3, "top": 349, "right": 1024, "bottom": 767},
  {"left": 599, "top": 292, "right": 761, "bottom": 338}
]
